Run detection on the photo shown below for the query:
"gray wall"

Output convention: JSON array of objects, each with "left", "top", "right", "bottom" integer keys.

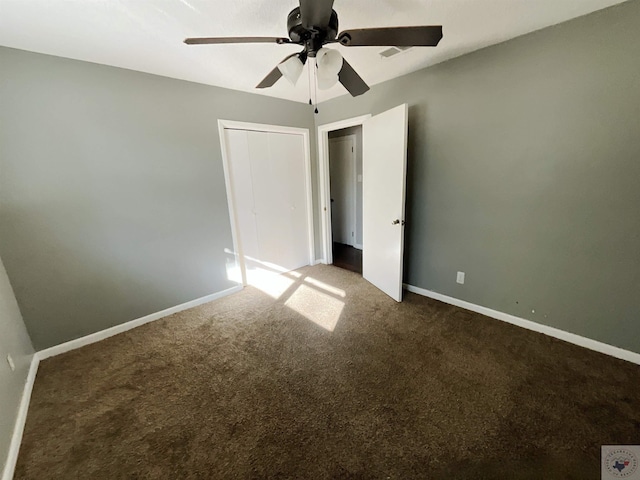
[
  {"left": 315, "top": 0, "right": 640, "bottom": 353},
  {"left": 2, "top": 0, "right": 639, "bottom": 355},
  {"left": 328, "top": 126, "right": 363, "bottom": 247},
  {"left": 0, "top": 255, "right": 34, "bottom": 475},
  {"left": 0, "top": 47, "right": 316, "bottom": 350}
]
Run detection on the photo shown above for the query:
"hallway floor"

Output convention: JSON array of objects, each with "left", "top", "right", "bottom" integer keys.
[{"left": 332, "top": 242, "right": 362, "bottom": 274}]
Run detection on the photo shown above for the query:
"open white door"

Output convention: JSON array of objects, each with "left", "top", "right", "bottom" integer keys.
[{"left": 362, "top": 104, "right": 408, "bottom": 301}]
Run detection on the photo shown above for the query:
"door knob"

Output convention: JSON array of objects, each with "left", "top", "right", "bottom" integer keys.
[{"left": 392, "top": 219, "right": 400, "bottom": 225}]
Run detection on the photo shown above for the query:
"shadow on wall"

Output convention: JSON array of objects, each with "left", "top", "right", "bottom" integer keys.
[
  {"left": 0, "top": 202, "right": 237, "bottom": 350},
  {"left": 403, "top": 103, "right": 430, "bottom": 284}
]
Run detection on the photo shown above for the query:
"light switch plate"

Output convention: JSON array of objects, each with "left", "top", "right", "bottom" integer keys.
[{"left": 456, "top": 272, "right": 465, "bottom": 284}]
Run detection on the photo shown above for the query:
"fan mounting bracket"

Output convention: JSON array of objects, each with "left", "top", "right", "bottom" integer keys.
[{"left": 287, "top": 7, "right": 338, "bottom": 47}]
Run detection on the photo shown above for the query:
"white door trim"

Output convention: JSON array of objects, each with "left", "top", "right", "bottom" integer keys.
[
  {"left": 218, "top": 119, "right": 315, "bottom": 285},
  {"left": 317, "top": 114, "right": 371, "bottom": 265}
]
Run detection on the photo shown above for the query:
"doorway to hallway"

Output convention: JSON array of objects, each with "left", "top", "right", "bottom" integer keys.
[
  {"left": 318, "top": 105, "right": 409, "bottom": 302},
  {"left": 328, "top": 126, "right": 363, "bottom": 275}
]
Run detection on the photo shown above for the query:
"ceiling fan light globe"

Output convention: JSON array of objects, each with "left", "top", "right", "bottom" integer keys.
[
  {"left": 317, "top": 72, "right": 339, "bottom": 90},
  {"left": 277, "top": 56, "right": 304, "bottom": 85},
  {"left": 316, "top": 47, "right": 343, "bottom": 76}
]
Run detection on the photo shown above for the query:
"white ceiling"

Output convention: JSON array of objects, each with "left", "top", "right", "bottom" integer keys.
[{"left": 0, "top": 0, "right": 627, "bottom": 104}]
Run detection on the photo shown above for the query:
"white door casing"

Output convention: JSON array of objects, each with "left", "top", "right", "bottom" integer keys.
[
  {"left": 362, "top": 104, "right": 409, "bottom": 302},
  {"left": 317, "top": 114, "right": 372, "bottom": 265}
]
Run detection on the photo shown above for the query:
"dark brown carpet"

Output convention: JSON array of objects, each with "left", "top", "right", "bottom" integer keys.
[{"left": 15, "top": 265, "right": 640, "bottom": 479}]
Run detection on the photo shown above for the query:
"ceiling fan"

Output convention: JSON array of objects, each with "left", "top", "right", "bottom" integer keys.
[{"left": 184, "top": 0, "right": 442, "bottom": 101}]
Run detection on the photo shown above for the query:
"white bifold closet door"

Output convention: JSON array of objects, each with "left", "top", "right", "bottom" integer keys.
[{"left": 224, "top": 129, "right": 310, "bottom": 273}]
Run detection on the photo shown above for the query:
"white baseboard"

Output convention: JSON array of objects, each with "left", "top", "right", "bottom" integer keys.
[
  {"left": 4, "top": 284, "right": 636, "bottom": 480},
  {"left": 2, "top": 354, "right": 40, "bottom": 480},
  {"left": 404, "top": 283, "right": 640, "bottom": 366},
  {"left": 313, "top": 259, "right": 327, "bottom": 265},
  {"left": 38, "top": 285, "right": 243, "bottom": 360}
]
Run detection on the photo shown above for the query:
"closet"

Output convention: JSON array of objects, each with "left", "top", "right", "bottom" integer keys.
[{"left": 223, "top": 128, "right": 311, "bottom": 277}]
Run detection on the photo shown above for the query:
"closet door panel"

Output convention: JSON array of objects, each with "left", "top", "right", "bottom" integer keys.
[
  {"left": 224, "top": 129, "right": 259, "bottom": 261},
  {"left": 226, "top": 128, "right": 309, "bottom": 275},
  {"left": 267, "top": 132, "right": 309, "bottom": 271},
  {"left": 246, "top": 131, "right": 309, "bottom": 272},
  {"left": 246, "top": 131, "right": 282, "bottom": 268}
]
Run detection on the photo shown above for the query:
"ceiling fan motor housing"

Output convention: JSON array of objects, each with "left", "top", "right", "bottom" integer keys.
[{"left": 287, "top": 7, "right": 338, "bottom": 46}]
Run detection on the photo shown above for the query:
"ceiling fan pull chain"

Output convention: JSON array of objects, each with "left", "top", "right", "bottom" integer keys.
[
  {"left": 313, "top": 58, "right": 319, "bottom": 114},
  {"left": 308, "top": 57, "right": 313, "bottom": 105}
]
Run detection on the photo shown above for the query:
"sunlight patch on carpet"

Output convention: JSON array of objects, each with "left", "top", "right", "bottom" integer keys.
[
  {"left": 284, "top": 284, "right": 344, "bottom": 331},
  {"left": 304, "top": 276, "right": 346, "bottom": 298},
  {"left": 247, "top": 267, "right": 295, "bottom": 299}
]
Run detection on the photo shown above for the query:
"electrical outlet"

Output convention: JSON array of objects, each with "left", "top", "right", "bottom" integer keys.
[
  {"left": 456, "top": 271, "right": 465, "bottom": 284},
  {"left": 6, "top": 354, "right": 15, "bottom": 372}
]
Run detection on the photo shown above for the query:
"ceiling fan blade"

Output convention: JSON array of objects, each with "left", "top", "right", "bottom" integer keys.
[
  {"left": 338, "top": 26, "right": 443, "bottom": 47},
  {"left": 299, "top": 0, "right": 335, "bottom": 30},
  {"left": 256, "top": 66, "right": 284, "bottom": 89},
  {"left": 256, "top": 52, "right": 308, "bottom": 89},
  {"left": 338, "top": 58, "right": 369, "bottom": 97},
  {"left": 184, "top": 36, "right": 291, "bottom": 45}
]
